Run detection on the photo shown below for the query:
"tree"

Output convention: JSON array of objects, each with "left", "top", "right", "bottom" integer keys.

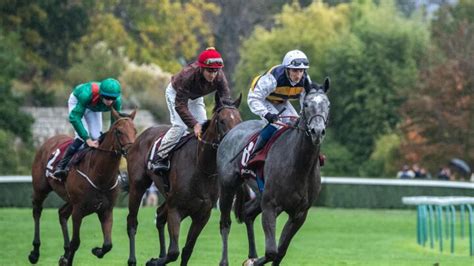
[
  {"left": 400, "top": 0, "right": 474, "bottom": 173},
  {"left": 109, "top": 0, "right": 219, "bottom": 73},
  {"left": 0, "top": 1, "right": 93, "bottom": 79},
  {"left": 323, "top": 1, "right": 429, "bottom": 167}
]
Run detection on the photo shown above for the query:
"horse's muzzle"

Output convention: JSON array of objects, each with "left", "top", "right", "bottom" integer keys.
[{"left": 309, "top": 127, "right": 325, "bottom": 145}]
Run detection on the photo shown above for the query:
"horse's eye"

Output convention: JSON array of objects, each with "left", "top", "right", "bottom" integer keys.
[{"left": 303, "top": 103, "right": 308, "bottom": 108}]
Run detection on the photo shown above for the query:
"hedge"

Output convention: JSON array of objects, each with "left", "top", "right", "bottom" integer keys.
[{"left": 1, "top": 177, "right": 473, "bottom": 209}]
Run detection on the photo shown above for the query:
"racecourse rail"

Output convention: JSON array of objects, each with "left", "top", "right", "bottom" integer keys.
[
  {"left": 2, "top": 175, "right": 474, "bottom": 187},
  {"left": 1, "top": 176, "right": 473, "bottom": 209}
]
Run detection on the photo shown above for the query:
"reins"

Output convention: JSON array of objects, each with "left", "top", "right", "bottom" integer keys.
[
  {"left": 76, "top": 116, "right": 134, "bottom": 191},
  {"left": 196, "top": 104, "right": 238, "bottom": 174}
]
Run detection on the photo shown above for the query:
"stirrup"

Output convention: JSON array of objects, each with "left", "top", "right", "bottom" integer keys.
[
  {"left": 53, "top": 169, "right": 68, "bottom": 180},
  {"left": 149, "top": 159, "right": 170, "bottom": 174}
]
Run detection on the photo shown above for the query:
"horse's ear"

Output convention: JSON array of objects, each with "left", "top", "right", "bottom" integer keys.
[
  {"left": 323, "top": 77, "right": 330, "bottom": 93},
  {"left": 214, "top": 92, "right": 223, "bottom": 107},
  {"left": 129, "top": 108, "right": 137, "bottom": 120},
  {"left": 111, "top": 106, "right": 120, "bottom": 120},
  {"left": 233, "top": 93, "right": 242, "bottom": 108}
]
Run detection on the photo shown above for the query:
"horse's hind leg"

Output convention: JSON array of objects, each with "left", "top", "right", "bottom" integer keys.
[
  {"left": 155, "top": 202, "right": 168, "bottom": 258},
  {"left": 272, "top": 210, "right": 308, "bottom": 266},
  {"left": 146, "top": 208, "right": 181, "bottom": 266},
  {"left": 92, "top": 208, "right": 114, "bottom": 258},
  {"left": 219, "top": 186, "right": 237, "bottom": 266},
  {"left": 28, "top": 185, "right": 51, "bottom": 264},
  {"left": 58, "top": 203, "right": 73, "bottom": 255},
  {"left": 180, "top": 210, "right": 211, "bottom": 265}
]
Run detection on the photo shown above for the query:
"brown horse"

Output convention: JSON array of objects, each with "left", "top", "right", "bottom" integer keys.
[
  {"left": 125, "top": 94, "right": 242, "bottom": 266},
  {"left": 28, "top": 108, "right": 137, "bottom": 266}
]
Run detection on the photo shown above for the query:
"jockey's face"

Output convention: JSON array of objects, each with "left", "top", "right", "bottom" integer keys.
[
  {"left": 203, "top": 68, "right": 219, "bottom": 82},
  {"left": 288, "top": 68, "right": 305, "bottom": 83},
  {"left": 102, "top": 97, "right": 115, "bottom": 107}
]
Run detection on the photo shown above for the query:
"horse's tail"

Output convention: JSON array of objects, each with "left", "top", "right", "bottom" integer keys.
[{"left": 234, "top": 184, "right": 250, "bottom": 223}]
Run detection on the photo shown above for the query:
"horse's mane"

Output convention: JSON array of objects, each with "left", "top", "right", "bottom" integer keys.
[{"left": 201, "top": 120, "right": 211, "bottom": 134}]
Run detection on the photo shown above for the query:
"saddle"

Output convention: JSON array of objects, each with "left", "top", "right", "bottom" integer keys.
[
  {"left": 45, "top": 139, "right": 73, "bottom": 179},
  {"left": 146, "top": 130, "right": 194, "bottom": 171}
]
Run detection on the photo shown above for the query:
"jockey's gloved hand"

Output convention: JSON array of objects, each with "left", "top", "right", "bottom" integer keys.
[{"left": 264, "top": 113, "right": 279, "bottom": 123}]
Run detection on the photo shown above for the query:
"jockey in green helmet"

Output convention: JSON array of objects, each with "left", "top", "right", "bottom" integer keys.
[{"left": 53, "top": 78, "right": 123, "bottom": 180}]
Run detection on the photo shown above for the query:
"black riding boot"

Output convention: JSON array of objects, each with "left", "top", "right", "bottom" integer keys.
[
  {"left": 53, "top": 138, "right": 84, "bottom": 180},
  {"left": 149, "top": 156, "right": 170, "bottom": 175}
]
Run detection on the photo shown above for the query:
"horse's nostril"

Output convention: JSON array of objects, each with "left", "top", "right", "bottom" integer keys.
[
  {"left": 311, "top": 128, "right": 316, "bottom": 135},
  {"left": 322, "top": 129, "right": 326, "bottom": 136}
]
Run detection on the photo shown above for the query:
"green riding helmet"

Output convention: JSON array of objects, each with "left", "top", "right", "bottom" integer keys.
[{"left": 100, "top": 78, "right": 121, "bottom": 98}]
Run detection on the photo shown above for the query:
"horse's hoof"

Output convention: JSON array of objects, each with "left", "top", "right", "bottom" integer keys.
[
  {"left": 242, "top": 258, "right": 257, "bottom": 266},
  {"left": 127, "top": 258, "right": 137, "bottom": 266},
  {"left": 58, "top": 256, "right": 68, "bottom": 266},
  {"left": 91, "top": 247, "right": 104, "bottom": 258},
  {"left": 28, "top": 251, "right": 39, "bottom": 264},
  {"left": 146, "top": 258, "right": 162, "bottom": 266}
]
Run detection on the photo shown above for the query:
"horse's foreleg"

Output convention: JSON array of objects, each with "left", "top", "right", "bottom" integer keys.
[
  {"left": 272, "top": 211, "right": 308, "bottom": 266},
  {"left": 59, "top": 207, "right": 83, "bottom": 266},
  {"left": 127, "top": 175, "right": 151, "bottom": 266},
  {"left": 219, "top": 187, "right": 236, "bottom": 266},
  {"left": 146, "top": 208, "right": 181, "bottom": 266},
  {"left": 180, "top": 210, "right": 211, "bottom": 265},
  {"left": 244, "top": 198, "right": 262, "bottom": 259},
  {"left": 92, "top": 208, "right": 114, "bottom": 258},
  {"left": 155, "top": 202, "right": 168, "bottom": 258},
  {"left": 253, "top": 206, "right": 278, "bottom": 265},
  {"left": 28, "top": 189, "right": 49, "bottom": 264},
  {"left": 58, "top": 203, "right": 73, "bottom": 255}
]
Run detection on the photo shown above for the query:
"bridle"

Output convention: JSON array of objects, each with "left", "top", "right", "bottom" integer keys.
[
  {"left": 94, "top": 117, "right": 135, "bottom": 156},
  {"left": 198, "top": 105, "right": 238, "bottom": 149},
  {"left": 300, "top": 92, "right": 329, "bottom": 135}
]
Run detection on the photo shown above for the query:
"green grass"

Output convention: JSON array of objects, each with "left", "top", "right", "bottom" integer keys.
[{"left": 0, "top": 207, "right": 472, "bottom": 265}]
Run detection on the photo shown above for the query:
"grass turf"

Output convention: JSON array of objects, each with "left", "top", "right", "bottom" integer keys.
[{"left": 0, "top": 207, "right": 471, "bottom": 265}]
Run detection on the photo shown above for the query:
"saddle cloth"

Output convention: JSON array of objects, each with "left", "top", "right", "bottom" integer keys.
[
  {"left": 146, "top": 130, "right": 193, "bottom": 171},
  {"left": 45, "top": 139, "right": 73, "bottom": 179},
  {"left": 239, "top": 127, "right": 291, "bottom": 192},
  {"left": 239, "top": 127, "right": 326, "bottom": 192}
]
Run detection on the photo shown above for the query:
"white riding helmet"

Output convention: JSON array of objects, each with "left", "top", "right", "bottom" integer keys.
[{"left": 282, "top": 50, "right": 309, "bottom": 69}]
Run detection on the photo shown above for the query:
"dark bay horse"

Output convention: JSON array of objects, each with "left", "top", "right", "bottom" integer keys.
[
  {"left": 126, "top": 94, "right": 242, "bottom": 266},
  {"left": 217, "top": 78, "right": 330, "bottom": 265},
  {"left": 28, "top": 108, "right": 137, "bottom": 266}
]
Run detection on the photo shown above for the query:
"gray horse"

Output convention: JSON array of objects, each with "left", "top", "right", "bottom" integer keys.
[{"left": 217, "top": 78, "right": 330, "bottom": 266}]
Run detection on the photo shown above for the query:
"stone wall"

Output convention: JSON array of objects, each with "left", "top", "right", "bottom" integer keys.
[{"left": 22, "top": 107, "right": 157, "bottom": 146}]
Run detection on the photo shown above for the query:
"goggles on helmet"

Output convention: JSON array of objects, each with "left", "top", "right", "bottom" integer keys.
[
  {"left": 289, "top": 58, "right": 309, "bottom": 68},
  {"left": 102, "top": 95, "right": 117, "bottom": 101},
  {"left": 204, "top": 58, "right": 224, "bottom": 66},
  {"left": 205, "top": 68, "right": 219, "bottom": 73}
]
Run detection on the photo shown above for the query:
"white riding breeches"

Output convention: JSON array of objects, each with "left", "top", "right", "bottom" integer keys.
[
  {"left": 157, "top": 83, "right": 207, "bottom": 158},
  {"left": 68, "top": 94, "right": 103, "bottom": 140}
]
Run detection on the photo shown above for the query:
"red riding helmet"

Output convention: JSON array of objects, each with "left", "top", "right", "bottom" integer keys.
[{"left": 197, "top": 47, "right": 224, "bottom": 68}]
